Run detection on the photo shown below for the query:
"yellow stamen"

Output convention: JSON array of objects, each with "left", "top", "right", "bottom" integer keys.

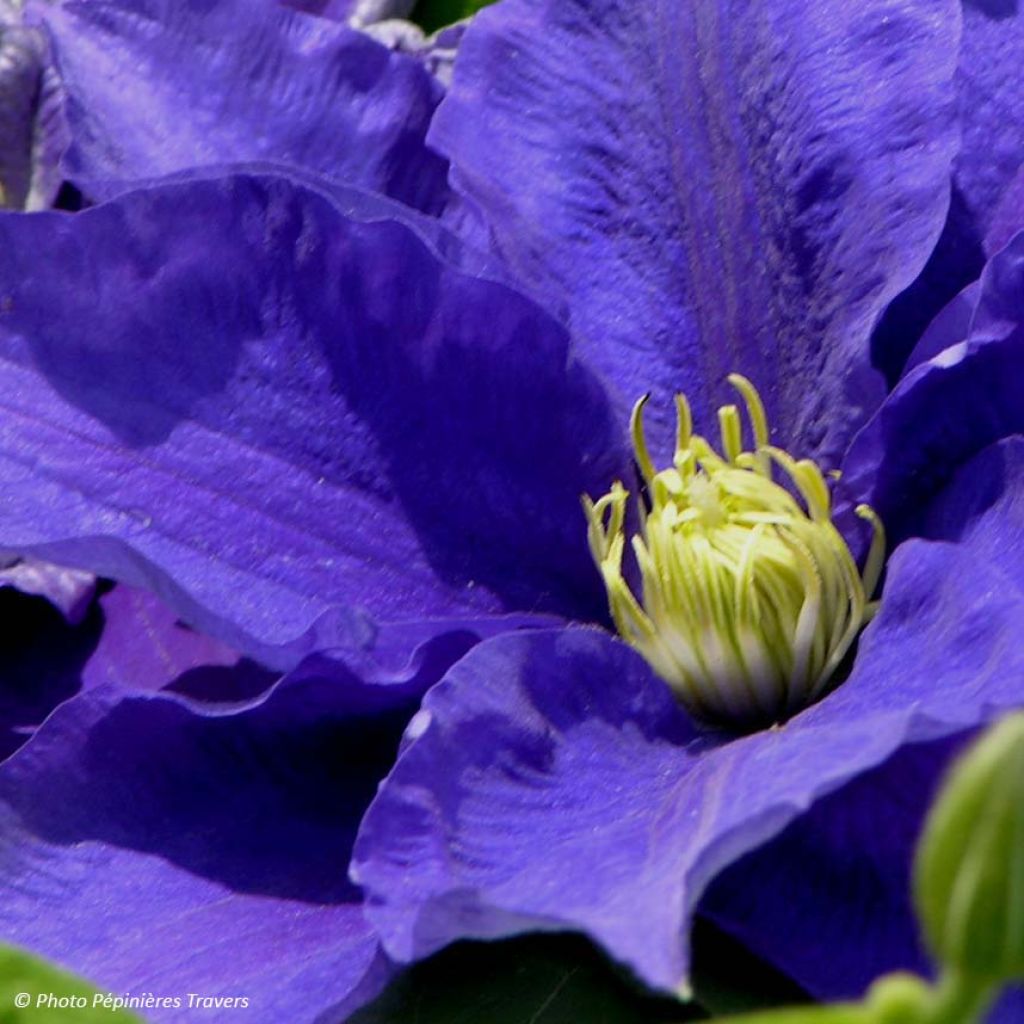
[{"left": 583, "top": 376, "right": 884, "bottom": 728}]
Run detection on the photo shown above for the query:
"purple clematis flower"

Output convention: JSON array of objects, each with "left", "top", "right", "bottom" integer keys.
[{"left": 0, "top": 0, "right": 1023, "bottom": 1019}]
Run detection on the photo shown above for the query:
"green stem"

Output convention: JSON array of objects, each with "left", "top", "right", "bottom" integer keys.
[{"left": 921, "top": 971, "right": 998, "bottom": 1024}]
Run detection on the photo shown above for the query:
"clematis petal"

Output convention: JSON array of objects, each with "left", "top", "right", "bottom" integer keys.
[
  {"left": 353, "top": 493, "right": 1024, "bottom": 993},
  {"left": 0, "top": 579, "right": 269, "bottom": 763},
  {"left": 901, "top": 279, "right": 980, "bottom": 373},
  {"left": 702, "top": 734, "right": 1024, "bottom": 1024},
  {"left": 82, "top": 585, "right": 277, "bottom": 703},
  {"left": 955, "top": 0, "right": 1024, "bottom": 254},
  {"left": 430, "top": 0, "right": 960, "bottom": 464},
  {"left": 842, "top": 229, "right": 1024, "bottom": 545},
  {"left": 31, "top": 0, "right": 450, "bottom": 212},
  {"left": 0, "top": 173, "right": 625, "bottom": 673},
  {"left": 0, "top": 669, "right": 408, "bottom": 1022},
  {"left": 703, "top": 735, "right": 961, "bottom": 998},
  {"left": 987, "top": 166, "right": 1024, "bottom": 255},
  {"left": 871, "top": 0, "right": 1024, "bottom": 380},
  {"left": 364, "top": 21, "right": 467, "bottom": 89}
]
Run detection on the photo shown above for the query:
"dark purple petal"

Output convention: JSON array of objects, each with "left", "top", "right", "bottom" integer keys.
[
  {"left": 0, "top": 556, "right": 94, "bottom": 622},
  {"left": 0, "top": 580, "right": 277, "bottom": 764},
  {"left": 902, "top": 279, "right": 980, "bottom": 373},
  {"left": 430, "top": 0, "right": 960, "bottom": 464},
  {"left": 987, "top": 165, "right": 1024, "bottom": 255},
  {"left": 0, "top": 174, "right": 626, "bottom": 673},
  {"left": 0, "top": 669, "right": 408, "bottom": 1022},
  {"left": 702, "top": 735, "right": 961, "bottom": 997},
  {"left": 991, "top": 989, "right": 1024, "bottom": 1024},
  {"left": 352, "top": 508, "right": 1024, "bottom": 993},
  {"left": 32, "top": 0, "right": 450, "bottom": 212},
  {"left": 703, "top": 735, "right": 1024, "bottom": 1024},
  {"left": 842, "top": 230, "right": 1024, "bottom": 545},
  {"left": 0, "top": 587, "right": 101, "bottom": 763},
  {"left": 872, "top": 0, "right": 1024, "bottom": 380}
]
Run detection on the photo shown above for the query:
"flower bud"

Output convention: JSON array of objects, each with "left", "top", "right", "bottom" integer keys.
[{"left": 914, "top": 713, "right": 1024, "bottom": 982}]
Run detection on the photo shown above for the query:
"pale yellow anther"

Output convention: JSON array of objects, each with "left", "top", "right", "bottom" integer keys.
[
  {"left": 582, "top": 377, "right": 885, "bottom": 729},
  {"left": 674, "top": 393, "right": 693, "bottom": 452},
  {"left": 718, "top": 404, "right": 743, "bottom": 464},
  {"left": 630, "top": 394, "right": 656, "bottom": 487},
  {"left": 727, "top": 373, "right": 771, "bottom": 475}
]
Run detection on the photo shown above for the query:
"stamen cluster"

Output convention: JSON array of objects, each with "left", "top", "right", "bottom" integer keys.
[{"left": 584, "top": 375, "right": 884, "bottom": 728}]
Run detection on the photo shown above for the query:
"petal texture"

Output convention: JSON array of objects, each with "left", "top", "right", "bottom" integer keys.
[
  {"left": 0, "top": 174, "right": 625, "bottom": 671},
  {"left": 0, "top": 670, "right": 409, "bottom": 1022},
  {"left": 431, "top": 0, "right": 960, "bottom": 462},
  {"left": 956, "top": 0, "right": 1024, "bottom": 250},
  {"left": 82, "top": 585, "right": 277, "bottom": 703},
  {"left": 33, "top": 0, "right": 450, "bottom": 212}
]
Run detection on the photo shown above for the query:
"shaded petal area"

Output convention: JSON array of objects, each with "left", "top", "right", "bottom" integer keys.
[
  {"left": 32, "top": 0, "right": 450, "bottom": 212},
  {"left": 0, "top": 668, "right": 408, "bottom": 1022},
  {"left": 0, "top": 587, "right": 102, "bottom": 763},
  {"left": 702, "top": 735, "right": 1024, "bottom": 1024},
  {"left": 0, "top": 174, "right": 625, "bottom": 672},
  {"left": 702, "top": 734, "right": 960, "bottom": 997},
  {"left": 902, "top": 278, "right": 980, "bottom": 373},
  {"left": 431, "top": 0, "right": 960, "bottom": 463},
  {"left": 871, "top": 0, "right": 1024, "bottom": 381},
  {"left": 842, "top": 230, "right": 1024, "bottom": 544},
  {"left": 0, "top": 580, "right": 278, "bottom": 764},
  {"left": 353, "top": 512, "right": 1024, "bottom": 993}
]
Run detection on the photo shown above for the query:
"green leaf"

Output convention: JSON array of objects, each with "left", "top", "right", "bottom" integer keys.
[
  {"left": 411, "top": 0, "right": 495, "bottom": 34},
  {"left": 349, "top": 934, "right": 706, "bottom": 1024},
  {"left": 0, "top": 944, "right": 145, "bottom": 1023},
  {"left": 914, "top": 713, "right": 1024, "bottom": 983}
]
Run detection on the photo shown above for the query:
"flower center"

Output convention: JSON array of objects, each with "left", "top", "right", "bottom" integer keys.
[{"left": 583, "top": 374, "right": 884, "bottom": 728}]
